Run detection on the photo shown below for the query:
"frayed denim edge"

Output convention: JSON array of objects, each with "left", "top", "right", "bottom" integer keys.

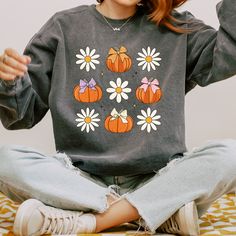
[
  {"left": 123, "top": 193, "right": 156, "bottom": 234},
  {"left": 122, "top": 154, "right": 197, "bottom": 234},
  {"left": 54, "top": 152, "right": 123, "bottom": 214}
]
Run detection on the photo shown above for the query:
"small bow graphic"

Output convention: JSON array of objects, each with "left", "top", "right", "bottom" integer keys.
[
  {"left": 79, "top": 78, "right": 97, "bottom": 93},
  {"left": 108, "top": 46, "right": 128, "bottom": 63},
  {"left": 110, "top": 108, "right": 128, "bottom": 124},
  {"left": 140, "top": 77, "right": 160, "bottom": 93}
]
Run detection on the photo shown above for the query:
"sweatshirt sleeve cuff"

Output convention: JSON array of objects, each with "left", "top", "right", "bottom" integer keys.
[{"left": 0, "top": 78, "right": 17, "bottom": 87}]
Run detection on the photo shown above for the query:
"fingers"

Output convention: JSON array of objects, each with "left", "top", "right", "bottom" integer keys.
[
  {"left": 0, "top": 48, "right": 31, "bottom": 81},
  {"left": 4, "top": 48, "right": 31, "bottom": 65},
  {"left": 0, "top": 71, "right": 16, "bottom": 81}
]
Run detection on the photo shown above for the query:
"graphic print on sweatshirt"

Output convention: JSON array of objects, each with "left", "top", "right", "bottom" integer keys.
[
  {"left": 76, "top": 47, "right": 100, "bottom": 72},
  {"left": 106, "top": 46, "right": 132, "bottom": 73},
  {"left": 74, "top": 46, "right": 162, "bottom": 134},
  {"left": 73, "top": 78, "right": 103, "bottom": 103}
]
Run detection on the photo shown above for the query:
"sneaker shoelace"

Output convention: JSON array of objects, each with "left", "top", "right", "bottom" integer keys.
[{"left": 39, "top": 206, "right": 84, "bottom": 235}]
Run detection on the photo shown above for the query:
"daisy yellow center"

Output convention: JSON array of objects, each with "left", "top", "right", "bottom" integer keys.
[
  {"left": 85, "top": 56, "right": 92, "bottom": 63},
  {"left": 146, "top": 117, "right": 152, "bottom": 124},
  {"left": 84, "top": 117, "right": 92, "bottom": 123},
  {"left": 145, "top": 56, "right": 153, "bottom": 63},
  {"left": 115, "top": 87, "right": 122, "bottom": 94}
]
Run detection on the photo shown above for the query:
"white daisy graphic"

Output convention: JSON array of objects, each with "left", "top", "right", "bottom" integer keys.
[
  {"left": 137, "top": 107, "right": 161, "bottom": 133},
  {"left": 106, "top": 77, "right": 132, "bottom": 103},
  {"left": 76, "top": 108, "right": 100, "bottom": 133},
  {"left": 76, "top": 47, "right": 100, "bottom": 72},
  {"left": 137, "top": 47, "right": 162, "bottom": 72}
]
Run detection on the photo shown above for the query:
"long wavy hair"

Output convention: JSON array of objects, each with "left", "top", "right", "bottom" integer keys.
[{"left": 96, "top": 0, "right": 191, "bottom": 33}]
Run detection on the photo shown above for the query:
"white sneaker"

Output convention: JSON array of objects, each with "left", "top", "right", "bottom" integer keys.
[
  {"left": 157, "top": 201, "right": 200, "bottom": 236},
  {"left": 13, "top": 199, "right": 97, "bottom": 236}
]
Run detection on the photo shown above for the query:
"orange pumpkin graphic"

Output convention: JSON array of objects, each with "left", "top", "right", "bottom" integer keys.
[
  {"left": 105, "top": 108, "right": 133, "bottom": 133},
  {"left": 106, "top": 46, "right": 132, "bottom": 73},
  {"left": 74, "top": 78, "right": 102, "bottom": 102},
  {"left": 136, "top": 77, "right": 162, "bottom": 104}
]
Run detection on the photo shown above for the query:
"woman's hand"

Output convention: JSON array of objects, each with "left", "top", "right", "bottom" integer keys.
[{"left": 0, "top": 48, "right": 31, "bottom": 81}]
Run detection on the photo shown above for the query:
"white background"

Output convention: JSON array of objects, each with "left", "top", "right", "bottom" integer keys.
[{"left": 0, "top": 0, "right": 235, "bottom": 155}]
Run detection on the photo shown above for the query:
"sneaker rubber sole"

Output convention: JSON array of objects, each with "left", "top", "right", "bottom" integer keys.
[
  {"left": 178, "top": 201, "right": 200, "bottom": 236},
  {"left": 13, "top": 199, "right": 44, "bottom": 236}
]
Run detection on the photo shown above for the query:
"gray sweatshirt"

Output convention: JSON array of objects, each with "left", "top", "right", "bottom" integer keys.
[{"left": 0, "top": 1, "right": 236, "bottom": 176}]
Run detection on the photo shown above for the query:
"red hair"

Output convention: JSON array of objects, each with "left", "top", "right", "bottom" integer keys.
[{"left": 97, "top": 0, "right": 190, "bottom": 33}]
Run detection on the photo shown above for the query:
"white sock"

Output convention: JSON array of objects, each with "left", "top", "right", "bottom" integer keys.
[{"left": 77, "top": 213, "right": 97, "bottom": 233}]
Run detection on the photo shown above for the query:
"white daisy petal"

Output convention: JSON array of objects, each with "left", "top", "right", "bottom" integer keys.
[
  {"left": 91, "top": 54, "right": 100, "bottom": 59},
  {"left": 137, "top": 120, "right": 146, "bottom": 125},
  {"left": 80, "top": 49, "right": 86, "bottom": 57},
  {"left": 116, "top": 77, "right": 122, "bottom": 86},
  {"left": 86, "top": 47, "right": 90, "bottom": 55},
  {"left": 77, "top": 122, "right": 84, "bottom": 127},
  {"left": 90, "top": 62, "right": 96, "bottom": 70},
  {"left": 90, "top": 49, "right": 96, "bottom": 57},
  {"left": 110, "top": 93, "right": 117, "bottom": 100},
  {"left": 121, "top": 80, "right": 128, "bottom": 88},
  {"left": 89, "top": 123, "right": 95, "bottom": 131},
  {"left": 138, "top": 52, "right": 146, "bottom": 58},
  {"left": 80, "top": 62, "right": 87, "bottom": 70},
  {"left": 76, "top": 54, "right": 84, "bottom": 59},
  {"left": 151, "top": 123, "right": 157, "bottom": 130},
  {"left": 141, "top": 109, "right": 147, "bottom": 117},
  {"left": 147, "top": 47, "right": 151, "bottom": 55},
  {"left": 86, "top": 107, "right": 90, "bottom": 116},
  {"left": 147, "top": 63, "right": 151, "bottom": 72},
  {"left": 152, "top": 120, "right": 161, "bottom": 125},
  {"left": 121, "top": 92, "right": 129, "bottom": 100},
  {"left": 153, "top": 115, "right": 161, "bottom": 120},
  {"left": 147, "top": 124, "right": 151, "bottom": 133},
  {"left": 150, "top": 62, "right": 156, "bottom": 70},
  {"left": 91, "top": 113, "right": 99, "bottom": 119},
  {"left": 137, "top": 115, "right": 146, "bottom": 120},
  {"left": 151, "top": 110, "right": 157, "bottom": 117},
  {"left": 117, "top": 94, "right": 122, "bottom": 103},
  {"left": 75, "top": 118, "right": 84, "bottom": 122},
  {"left": 152, "top": 61, "right": 161, "bottom": 66},
  {"left": 77, "top": 113, "right": 85, "bottom": 119},
  {"left": 81, "top": 109, "right": 87, "bottom": 117},
  {"left": 150, "top": 48, "right": 156, "bottom": 56},
  {"left": 142, "top": 48, "right": 148, "bottom": 56},
  {"left": 106, "top": 88, "right": 116, "bottom": 93},
  {"left": 137, "top": 57, "right": 145, "bottom": 61},
  {"left": 138, "top": 60, "right": 147, "bottom": 66},
  {"left": 147, "top": 108, "right": 151, "bottom": 116},
  {"left": 86, "top": 124, "right": 90, "bottom": 133},
  {"left": 153, "top": 57, "right": 162, "bottom": 61},
  {"left": 142, "top": 62, "right": 148, "bottom": 71},
  {"left": 110, "top": 81, "right": 117, "bottom": 88},
  {"left": 91, "top": 121, "right": 99, "bottom": 127},
  {"left": 90, "top": 109, "right": 95, "bottom": 117},
  {"left": 86, "top": 63, "right": 90, "bottom": 72},
  {"left": 76, "top": 59, "right": 85, "bottom": 64},
  {"left": 141, "top": 123, "right": 148, "bottom": 130},
  {"left": 152, "top": 52, "right": 160, "bottom": 58},
  {"left": 92, "top": 59, "right": 100, "bottom": 64},
  {"left": 81, "top": 123, "right": 87, "bottom": 131},
  {"left": 123, "top": 88, "right": 131, "bottom": 93},
  {"left": 92, "top": 118, "right": 101, "bottom": 122}
]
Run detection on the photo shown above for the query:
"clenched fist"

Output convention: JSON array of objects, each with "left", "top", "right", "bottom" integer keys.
[{"left": 0, "top": 48, "right": 31, "bottom": 81}]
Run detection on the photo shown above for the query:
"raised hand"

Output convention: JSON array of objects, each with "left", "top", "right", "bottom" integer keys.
[{"left": 0, "top": 48, "right": 31, "bottom": 81}]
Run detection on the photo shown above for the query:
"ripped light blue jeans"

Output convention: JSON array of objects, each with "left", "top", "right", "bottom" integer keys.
[{"left": 0, "top": 138, "right": 236, "bottom": 233}]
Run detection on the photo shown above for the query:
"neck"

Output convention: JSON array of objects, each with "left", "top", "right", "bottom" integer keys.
[{"left": 96, "top": 1, "right": 138, "bottom": 19}]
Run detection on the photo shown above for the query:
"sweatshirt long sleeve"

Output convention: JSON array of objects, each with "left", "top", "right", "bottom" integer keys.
[{"left": 0, "top": 1, "right": 235, "bottom": 176}]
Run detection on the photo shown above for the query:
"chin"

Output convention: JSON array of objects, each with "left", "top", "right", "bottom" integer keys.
[{"left": 112, "top": 0, "right": 140, "bottom": 7}]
